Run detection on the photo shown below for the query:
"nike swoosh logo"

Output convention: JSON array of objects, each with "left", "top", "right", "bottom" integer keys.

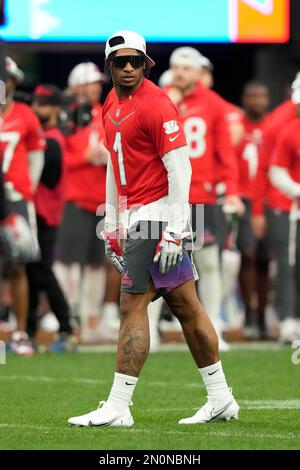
[
  {"left": 205, "top": 401, "right": 233, "bottom": 423},
  {"left": 125, "top": 382, "right": 135, "bottom": 386},
  {"left": 108, "top": 111, "right": 136, "bottom": 127},
  {"left": 170, "top": 134, "right": 180, "bottom": 142},
  {"left": 208, "top": 369, "right": 219, "bottom": 376}
]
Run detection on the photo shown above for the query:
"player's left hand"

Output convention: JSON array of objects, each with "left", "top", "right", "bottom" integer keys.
[
  {"left": 223, "top": 195, "right": 245, "bottom": 217},
  {"left": 0, "top": 213, "right": 40, "bottom": 263},
  {"left": 154, "top": 231, "right": 189, "bottom": 274},
  {"left": 85, "top": 144, "right": 108, "bottom": 166}
]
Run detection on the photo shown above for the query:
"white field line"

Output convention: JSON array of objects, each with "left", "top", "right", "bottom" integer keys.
[
  {"left": 77, "top": 342, "right": 287, "bottom": 353},
  {"left": 1, "top": 374, "right": 300, "bottom": 409},
  {"left": 0, "top": 374, "right": 205, "bottom": 388},
  {"left": 147, "top": 399, "right": 300, "bottom": 412},
  {"left": 0, "top": 423, "right": 299, "bottom": 442}
]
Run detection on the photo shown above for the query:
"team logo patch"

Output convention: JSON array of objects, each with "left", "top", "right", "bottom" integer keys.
[
  {"left": 163, "top": 120, "right": 179, "bottom": 135},
  {"left": 121, "top": 268, "right": 133, "bottom": 287}
]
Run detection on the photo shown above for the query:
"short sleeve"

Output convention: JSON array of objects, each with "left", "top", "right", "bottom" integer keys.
[
  {"left": 271, "top": 125, "right": 294, "bottom": 169},
  {"left": 142, "top": 95, "right": 187, "bottom": 157}
]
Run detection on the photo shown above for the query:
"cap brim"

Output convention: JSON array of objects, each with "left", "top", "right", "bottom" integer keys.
[{"left": 145, "top": 55, "right": 155, "bottom": 68}]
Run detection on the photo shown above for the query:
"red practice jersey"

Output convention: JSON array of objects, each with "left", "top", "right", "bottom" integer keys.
[
  {"left": 64, "top": 103, "right": 106, "bottom": 213},
  {"left": 236, "top": 115, "right": 267, "bottom": 200},
  {"left": 0, "top": 101, "right": 45, "bottom": 201},
  {"left": 176, "top": 82, "right": 238, "bottom": 204},
  {"left": 271, "top": 118, "right": 300, "bottom": 184},
  {"left": 252, "top": 100, "right": 296, "bottom": 215},
  {"left": 102, "top": 78, "right": 187, "bottom": 208}
]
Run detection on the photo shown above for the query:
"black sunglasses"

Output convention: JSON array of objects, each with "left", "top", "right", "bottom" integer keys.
[{"left": 111, "top": 55, "right": 145, "bottom": 69}]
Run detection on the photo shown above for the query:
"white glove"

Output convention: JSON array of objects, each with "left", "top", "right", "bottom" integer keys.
[
  {"left": 0, "top": 213, "right": 40, "bottom": 263},
  {"left": 153, "top": 231, "right": 189, "bottom": 274},
  {"left": 101, "top": 229, "right": 124, "bottom": 273}
]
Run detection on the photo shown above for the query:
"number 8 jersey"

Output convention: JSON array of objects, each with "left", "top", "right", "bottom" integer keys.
[
  {"left": 0, "top": 101, "right": 45, "bottom": 201},
  {"left": 174, "top": 81, "right": 238, "bottom": 204},
  {"left": 102, "top": 78, "right": 186, "bottom": 208}
]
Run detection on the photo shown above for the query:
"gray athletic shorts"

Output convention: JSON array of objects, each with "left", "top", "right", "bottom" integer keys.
[
  {"left": 57, "top": 201, "right": 105, "bottom": 265},
  {"left": 121, "top": 221, "right": 194, "bottom": 296}
]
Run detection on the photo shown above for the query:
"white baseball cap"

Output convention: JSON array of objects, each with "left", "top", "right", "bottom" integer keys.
[
  {"left": 158, "top": 69, "right": 174, "bottom": 89},
  {"left": 105, "top": 30, "right": 155, "bottom": 68},
  {"left": 170, "top": 47, "right": 213, "bottom": 70},
  {"left": 291, "top": 71, "right": 300, "bottom": 104},
  {"left": 5, "top": 57, "right": 24, "bottom": 83},
  {"left": 68, "top": 62, "right": 108, "bottom": 87}
]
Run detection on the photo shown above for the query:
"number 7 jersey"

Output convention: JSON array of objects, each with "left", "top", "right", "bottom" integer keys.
[
  {"left": 102, "top": 78, "right": 187, "bottom": 208},
  {"left": 0, "top": 101, "right": 45, "bottom": 201}
]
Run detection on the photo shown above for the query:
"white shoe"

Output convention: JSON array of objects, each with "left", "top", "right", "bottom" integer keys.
[
  {"left": 279, "top": 318, "right": 297, "bottom": 344},
  {"left": 68, "top": 401, "right": 134, "bottom": 427},
  {"left": 10, "top": 331, "right": 35, "bottom": 356},
  {"left": 178, "top": 392, "right": 239, "bottom": 424}
]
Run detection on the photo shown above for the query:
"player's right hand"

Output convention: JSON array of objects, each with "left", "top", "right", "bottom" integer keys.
[
  {"left": 100, "top": 229, "right": 124, "bottom": 273},
  {"left": 154, "top": 231, "right": 189, "bottom": 274},
  {"left": 0, "top": 213, "right": 40, "bottom": 263}
]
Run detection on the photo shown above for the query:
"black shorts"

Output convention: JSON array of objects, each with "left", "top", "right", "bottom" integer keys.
[
  {"left": 57, "top": 201, "right": 105, "bottom": 265},
  {"left": 191, "top": 203, "right": 218, "bottom": 249},
  {"left": 121, "top": 221, "right": 194, "bottom": 295}
]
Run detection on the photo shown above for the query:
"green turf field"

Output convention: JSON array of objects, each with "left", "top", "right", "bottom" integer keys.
[{"left": 0, "top": 346, "right": 299, "bottom": 450}]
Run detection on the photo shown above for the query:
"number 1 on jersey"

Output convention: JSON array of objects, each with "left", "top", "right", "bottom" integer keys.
[{"left": 113, "top": 132, "right": 127, "bottom": 186}]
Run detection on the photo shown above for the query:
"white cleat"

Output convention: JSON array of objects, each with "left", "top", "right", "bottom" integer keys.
[
  {"left": 68, "top": 401, "right": 134, "bottom": 428},
  {"left": 178, "top": 393, "right": 239, "bottom": 425}
]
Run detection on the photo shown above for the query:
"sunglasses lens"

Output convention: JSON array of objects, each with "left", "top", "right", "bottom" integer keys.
[{"left": 113, "top": 56, "right": 144, "bottom": 69}]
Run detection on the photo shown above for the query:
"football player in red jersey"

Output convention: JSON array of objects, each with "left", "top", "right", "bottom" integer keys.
[
  {"left": 0, "top": 57, "right": 45, "bottom": 355},
  {"left": 268, "top": 83, "right": 300, "bottom": 342},
  {"left": 234, "top": 81, "right": 271, "bottom": 338},
  {"left": 54, "top": 62, "right": 120, "bottom": 341},
  {"left": 252, "top": 79, "right": 298, "bottom": 343},
  {"left": 166, "top": 47, "right": 243, "bottom": 350},
  {"left": 68, "top": 31, "right": 239, "bottom": 427},
  {"left": 26, "top": 84, "right": 75, "bottom": 351}
]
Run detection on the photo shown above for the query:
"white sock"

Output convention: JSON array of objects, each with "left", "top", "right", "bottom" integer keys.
[
  {"left": 107, "top": 372, "right": 138, "bottom": 412},
  {"left": 199, "top": 360, "right": 232, "bottom": 401}
]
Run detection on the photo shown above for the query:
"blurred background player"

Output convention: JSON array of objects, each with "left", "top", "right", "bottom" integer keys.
[
  {"left": 269, "top": 80, "right": 300, "bottom": 342},
  {"left": 166, "top": 47, "right": 244, "bottom": 350},
  {"left": 235, "top": 81, "right": 271, "bottom": 338},
  {"left": 252, "top": 75, "right": 299, "bottom": 343},
  {"left": 26, "top": 84, "right": 75, "bottom": 350},
  {"left": 0, "top": 57, "right": 44, "bottom": 354},
  {"left": 54, "top": 62, "right": 120, "bottom": 341}
]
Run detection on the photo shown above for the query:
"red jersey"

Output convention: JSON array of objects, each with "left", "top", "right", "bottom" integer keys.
[
  {"left": 223, "top": 101, "right": 243, "bottom": 126},
  {"left": 64, "top": 103, "right": 106, "bottom": 213},
  {"left": 102, "top": 78, "right": 186, "bottom": 208},
  {"left": 252, "top": 100, "right": 296, "bottom": 215},
  {"left": 0, "top": 101, "right": 45, "bottom": 201},
  {"left": 35, "top": 127, "right": 66, "bottom": 226},
  {"left": 236, "top": 115, "right": 266, "bottom": 200},
  {"left": 176, "top": 82, "right": 238, "bottom": 204},
  {"left": 271, "top": 118, "right": 300, "bottom": 183}
]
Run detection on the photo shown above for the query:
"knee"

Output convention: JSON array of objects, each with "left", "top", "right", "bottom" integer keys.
[
  {"left": 168, "top": 298, "right": 202, "bottom": 323},
  {"left": 241, "top": 250, "right": 255, "bottom": 268},
  {"left": 7, "top": 263, "right": 25, "bottom": 280},
  {"left": 119, "top": 295, "right": 147, "bottom": 320}
]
